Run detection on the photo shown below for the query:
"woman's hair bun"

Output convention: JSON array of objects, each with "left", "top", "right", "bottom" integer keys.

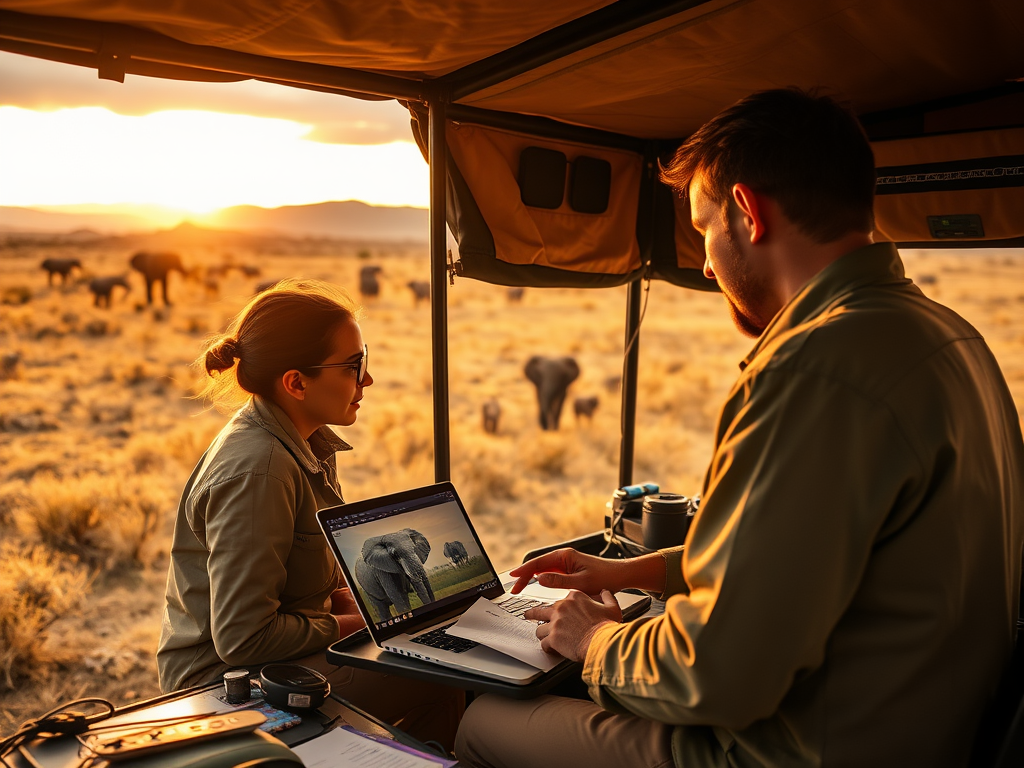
[{"left": 205, "top": 337, "right": 240, "bottom": 373}]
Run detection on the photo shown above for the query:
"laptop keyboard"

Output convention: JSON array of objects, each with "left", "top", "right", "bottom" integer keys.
[
  {"left": 410, "top": 597, "right": 547, "bottom": 654},
  {"left": 411, "top": 622, "right": 478, "bottom": 653}
]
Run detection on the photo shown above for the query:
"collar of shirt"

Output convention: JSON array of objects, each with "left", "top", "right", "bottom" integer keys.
[
  {"left": 739, "top": 241, "right": 909, "bottom": 372},
  {"left": 243, "top": 395, "right": 352, "bottom": 475}
]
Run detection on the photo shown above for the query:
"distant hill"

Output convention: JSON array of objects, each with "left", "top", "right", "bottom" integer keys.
[
  {"left": 0, "top": 206, "right": 152, "bottom": 234},
  {"left": 0, "top": 201, "right": 429, "bottom": 242},
  {"left": 206, "top": 202, "right": 428, "bottom": 242}
]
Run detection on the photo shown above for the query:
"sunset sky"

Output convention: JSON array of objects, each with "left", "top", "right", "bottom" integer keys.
[{"left": 0, "top": 50, "right": 430, "bottom": 221}]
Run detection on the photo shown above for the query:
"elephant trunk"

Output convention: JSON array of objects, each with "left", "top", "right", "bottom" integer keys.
[{"left": 394, "top": 547, "right": 436, "bottom": 605}]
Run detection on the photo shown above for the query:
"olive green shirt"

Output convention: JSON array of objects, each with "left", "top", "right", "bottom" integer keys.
[
  {"left": 157, "top": 397, "right": 350, "bottom": 691},
  {"left": 584, "top": 243, "right": 1024, "bottom": 767}
]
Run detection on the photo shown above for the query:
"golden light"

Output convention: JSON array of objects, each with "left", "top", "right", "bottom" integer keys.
[{"left": 0, "top": 106, "right": 429, "bottom": 215}]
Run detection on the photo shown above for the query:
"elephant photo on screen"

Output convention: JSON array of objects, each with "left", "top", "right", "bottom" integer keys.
[
  {"left": 129, "top": 251, "right": 186, "bottom": 306},
  {"left": 354, "top": 528, "right": 436, "bottom": 621},
  {"left": 525, "top": 355, "right": 580, "bottom": 430},
  {"left": 443, "top": 540, "right": 469, "bottom": 567}
]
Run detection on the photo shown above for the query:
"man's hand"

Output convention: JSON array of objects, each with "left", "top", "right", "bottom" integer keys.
[
  {"left": 330, "top": 587, "right": 365, "bottom": 637},
  {"left": 510, "top": 548, "right": 667, "bottom": 596},
  {"left": 524, "top": 590, "right": 622, "bottom": 661}
]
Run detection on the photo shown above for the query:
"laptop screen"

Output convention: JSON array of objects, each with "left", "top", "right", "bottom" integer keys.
[{"left": 318, "top": 482, "right": 504, "bottom": 642}]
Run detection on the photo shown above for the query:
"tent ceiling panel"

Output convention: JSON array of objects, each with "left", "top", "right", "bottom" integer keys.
[
  {"left": 0, "top": 0, "right": 615, "bottom": 77},
  {"left": 458, "top": 0, "right": 1024, "bottom": 138},
  {"left": 1, "top": 0, "right": 1020, "bottom": 134}
]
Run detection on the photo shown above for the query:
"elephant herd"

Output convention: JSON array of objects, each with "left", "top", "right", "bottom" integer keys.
[
  {"left": 40, "top": 252, "right": 186, "bottom": 308},
  {"left": 40, "top": 253, "right": 599, "bottom": 430},
  {"left": 481, "top": 357, "right": 601, "bottom": 434}
]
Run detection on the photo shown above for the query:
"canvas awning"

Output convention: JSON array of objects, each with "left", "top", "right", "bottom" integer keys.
[{"left": 1, "top": 0, "right": 1020, "bottom": 137}]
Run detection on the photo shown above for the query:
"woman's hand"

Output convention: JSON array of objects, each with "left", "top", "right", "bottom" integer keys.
[
  {"left": 509, "top": 548, "right": 666, "bottom": 596},
  {"left": 330, "top": 587, "right": 365, "bottom": 637},
  {"left": 330, "top": 587, "right": 359, "bottom": 615}
]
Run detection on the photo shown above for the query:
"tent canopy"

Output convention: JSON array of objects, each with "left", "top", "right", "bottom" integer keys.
[{"left": 0, "top": 0, "right": 1020, "bottom": 138}]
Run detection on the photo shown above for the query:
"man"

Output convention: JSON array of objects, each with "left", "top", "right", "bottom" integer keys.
[{"left": 455, "top": 89, "right": 1024, "bottom": 767}]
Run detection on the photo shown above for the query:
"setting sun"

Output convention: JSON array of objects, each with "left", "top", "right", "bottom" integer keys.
[{"left": 0, "top": 106, "right": 429, "bottom": 214}]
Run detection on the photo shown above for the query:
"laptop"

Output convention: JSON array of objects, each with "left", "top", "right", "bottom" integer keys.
[{"left": 316, "top": 481, "right": 649, "bottom": 684}]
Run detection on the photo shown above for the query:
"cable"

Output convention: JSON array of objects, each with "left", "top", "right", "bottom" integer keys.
[
  {"left": 1, "top": 698, "right": 115, "bottom": 768},
  {"left": 1, "top": 700, "right": 220, "bottom": 768},
  {"left": 622, "top": 268, "right": 652, "bottom": 360}
]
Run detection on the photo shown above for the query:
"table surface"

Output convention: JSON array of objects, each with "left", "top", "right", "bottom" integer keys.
[{"left": 6, "top": 680, "right": 417, "bottom": 767}]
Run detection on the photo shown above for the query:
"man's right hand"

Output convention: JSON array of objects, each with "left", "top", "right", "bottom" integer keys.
[{"left": 509, "top": 548, "right": 666, "bottom": 596}]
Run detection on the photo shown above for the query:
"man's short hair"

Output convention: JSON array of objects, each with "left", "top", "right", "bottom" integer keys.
[{"left": 661, "top": 88, "right": 876, "bottom": 243}]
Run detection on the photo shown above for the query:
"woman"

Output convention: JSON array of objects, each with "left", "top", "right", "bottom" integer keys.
[{"left": 157, "top": 278, "right": 461, "bottom": 746}]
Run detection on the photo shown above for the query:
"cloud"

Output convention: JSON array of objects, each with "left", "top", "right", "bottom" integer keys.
[{"left": 0, "top": 50, "right": 413, "bottom": 145}]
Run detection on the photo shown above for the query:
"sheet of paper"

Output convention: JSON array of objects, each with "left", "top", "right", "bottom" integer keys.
[
  {"left": 292, "top": 726, "right": 451, "bottom": 768},
  {"left": 446, "top": 597, "right": 563, "bottom": 671}
]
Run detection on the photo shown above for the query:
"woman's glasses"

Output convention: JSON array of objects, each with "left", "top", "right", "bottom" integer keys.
[{"left": 305, "top": 344, "right": 368, "bottom": 385}]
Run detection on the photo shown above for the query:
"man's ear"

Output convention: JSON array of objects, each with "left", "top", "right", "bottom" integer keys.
[
  {"left": 731, "top": 183, "right": 767, "bottom": 244},
  {"left": 279, "top": 370, "right": 307, "bottom": 401}
]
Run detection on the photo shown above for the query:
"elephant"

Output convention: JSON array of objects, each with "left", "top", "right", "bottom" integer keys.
[
  {"left": 573, "top": 395, "right": 600, "bottom": 424},
  {"left": 40, "top": 258, "right": 82, "bottom": 287},
  {"left": 524, "top": 355, "right": 580, "bottom": 430},
  {"left": 354, "top": 528, "right": 435, "bottom": 621},
  {"left": 129, "top": 251, "right": 185, "bottom": 306},
  {"left": 407, "top": 280, "right": 430, "bottom": 306},
  {"left": 443, "top": 540, "right": 469, "bottom": 567},
  {"left": 482, "top": 398, "right": 501, "bottom": 435},
  {"left": 359, "top": 265, "right": 382, "bottom": 298},
  {"left": 88, "top": 275, "right": 130, "bottom": 309}
]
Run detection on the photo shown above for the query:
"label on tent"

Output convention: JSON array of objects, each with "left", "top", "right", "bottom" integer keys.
[{"left": 927, "top": 214, "right": 985, "bottom": 238}]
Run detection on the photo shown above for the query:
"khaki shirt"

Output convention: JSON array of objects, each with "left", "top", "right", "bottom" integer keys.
[
  {"left": 584, "top": 243, "right": 1024, "bottom": 767},
  {"left": 157, "top": 397, "right": 350, "bottom": 691}
]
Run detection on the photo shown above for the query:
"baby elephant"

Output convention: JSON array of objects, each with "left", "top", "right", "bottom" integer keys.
[
  {"left": 41, "top": 258, "right": 82, "bottom": 287},
  {"left": 574, "top": 395, "right": 600, "bottom": 424},
  {"left": 482, "top": 398, "right": 501, "bottom": 434},
  {"left": 360, "top": 265, "right": 383, "bottom": 298},
  {"left": 89, "top": 276, "right": 131, "bottom": 309},
  {"left": 407, "top": 280, "right": 430, "bottom": 306}
]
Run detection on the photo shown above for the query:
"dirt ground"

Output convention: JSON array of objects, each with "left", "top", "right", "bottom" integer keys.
[{"left": 1, "top": 232, "right": 1021, "bottom": 732}]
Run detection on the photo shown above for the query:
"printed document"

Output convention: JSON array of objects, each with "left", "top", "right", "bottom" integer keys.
[
  {"left": 292, "top": 726, "right": 454, "bottom": 767},
  {"left": 446, "top": 597, "right": 563, "bottom": 671}
]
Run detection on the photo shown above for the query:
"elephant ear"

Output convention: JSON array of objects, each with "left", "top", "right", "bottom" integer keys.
[
  {"left": 524, "top": 356, "right": 543, "bottom": 385},
  {"left": 562, "top": 357, "right": 581, "bottom": 384},
  {"left": 361, "top": 536, "right": 402, "bottom": 573},
  {"left": 404, "top": 529, "right": 431, "bottom": 563}
]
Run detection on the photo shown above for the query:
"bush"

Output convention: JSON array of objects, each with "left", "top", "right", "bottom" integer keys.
[
  {"left": 0, "top": 543, "right": 91, "bottom": 689},
  {"left": 19, "top": 471, "right": 172, "bottom": 568},
  {"left": 1, "top": 285, "right": 32, "bottom": 306}
]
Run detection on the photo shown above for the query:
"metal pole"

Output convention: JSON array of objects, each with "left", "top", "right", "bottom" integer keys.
[
  {"left": 619, "top": 279, "right": 642, "bottom": 487},
  {"left": 428, "top": 93, "right": 451, "bottom": 482}
]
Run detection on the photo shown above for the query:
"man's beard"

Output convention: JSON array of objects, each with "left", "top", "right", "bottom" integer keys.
[{"left": 717, "top": 220, "right": 774, "bottom": 339}]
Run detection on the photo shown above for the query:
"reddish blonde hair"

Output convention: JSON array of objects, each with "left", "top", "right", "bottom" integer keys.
[{"left": 196, "top": 278, "right": 362, "bottom": 410}]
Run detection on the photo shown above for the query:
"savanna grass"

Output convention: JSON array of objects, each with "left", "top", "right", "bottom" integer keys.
[{"left": 0, "top": 543, "right": 91, "bottom": 689}]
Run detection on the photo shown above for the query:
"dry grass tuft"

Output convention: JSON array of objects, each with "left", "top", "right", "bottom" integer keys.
[
  {"left": 0, "top": 543, "right": 91, "bottom": 689},
  {"left": 1, "top": 286, "right": 32, "bottom": 306},
  {"left": 17, "top": 472, "right": 172, "bottom": 568},
  {"left": 518, "top": 432, "right": 578, "bottom": 477}
]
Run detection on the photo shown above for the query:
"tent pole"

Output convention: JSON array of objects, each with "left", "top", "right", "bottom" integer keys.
[
  {"left": 619, "top": 279, "right": 642, "bottom": 487},
  {"left": 428, "top": 93, "right": 452, "bottom": 482}
]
